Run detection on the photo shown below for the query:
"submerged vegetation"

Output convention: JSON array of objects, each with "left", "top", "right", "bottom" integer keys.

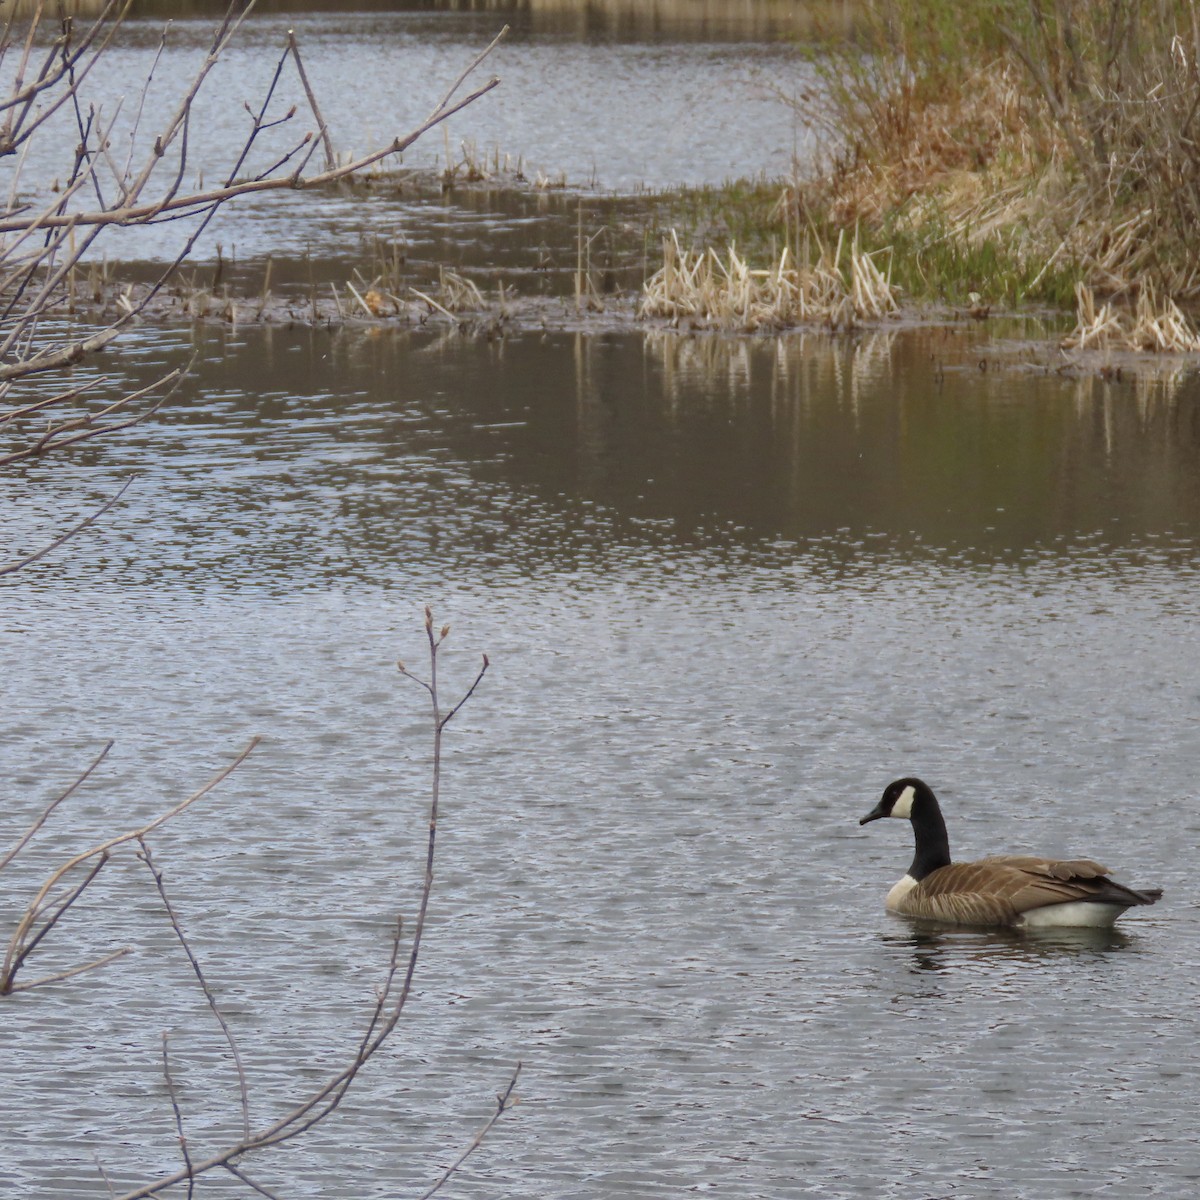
[{"left": 651, "top": 0, "right": 1200, "bottom": 347}]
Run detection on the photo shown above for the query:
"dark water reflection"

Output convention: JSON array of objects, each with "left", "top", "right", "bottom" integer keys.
[
  {"left": 10, "top": 324, "right": 1200, "bottom": 589},
  {"left": 3, "top": 324, "right": 1200, "bottom": 1198}
]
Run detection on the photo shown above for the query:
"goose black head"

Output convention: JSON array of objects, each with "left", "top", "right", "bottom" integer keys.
[{"left": 859, "top": 777, "right": 935, "bottom": 825}]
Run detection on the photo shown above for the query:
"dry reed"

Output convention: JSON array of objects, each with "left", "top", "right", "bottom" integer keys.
[
  {"left": 1063, "top": 283, "right": 1200, "bottom": 352},
  {"left": 791, "top": 0, "right": 1200, "bottom": 329},
  {"left": 640, "top": 229, "right": 898, "bottom": 331}
]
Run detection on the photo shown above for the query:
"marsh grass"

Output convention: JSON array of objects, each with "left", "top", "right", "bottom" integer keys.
[
  {"left": 648, "top": 2, "right": 1200, "bottom": 339},
  {"left": 1064, "top": 282, "right": 1200, "bottom": 351},
  {"left": 791, "top": 0, "right": 1200, "bottom": 323},
  {"left": 640, "top": 228, "right": 897, "bottom": 331}
]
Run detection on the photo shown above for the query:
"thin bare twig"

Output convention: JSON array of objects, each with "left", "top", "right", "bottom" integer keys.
[
  {"left": 160, "top": 1033, "right": 196, "bottom": 1200},
  {"left": 107, "top": 614, "right": 508, "bottom": 1200},
  {"left": 1, "top": 737, "right": 261, "bottom": 994},
  {"left": 0, "top": 741, "right": 114, "bottom": 871},
  {"left": 138, "top": 839, "right": 251, "bottom": 1141},
  {"left": 287, "top": 30, "right": 335, "bottom": 170},
  {"left": 92, "top": 1150, "right": 119, "bottom": 1200},
  {"left": 427, "top": 24, "right": 509, "bottom": 124},
  {"left": 6, "top": 946, "right": 132, "bottom": 995},
  {"left": 16, "top": 852, "right": 110, "bottom": 967},
  {"left": 222, "top": 1165, "right": 283, "bottom": 1200},
  {"left": 0, "top": 359, "right": 189, "bottom": 468},
  {"left": 0, "top": 479, "right": 133, "bottom": 578},
  {"left": 418, "top": 1064, "right": 522, "bottom": 1200}
]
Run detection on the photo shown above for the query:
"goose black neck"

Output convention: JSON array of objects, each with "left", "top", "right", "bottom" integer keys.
[{"left": 909, "top": 792, "right": 951, "bottom": 880}]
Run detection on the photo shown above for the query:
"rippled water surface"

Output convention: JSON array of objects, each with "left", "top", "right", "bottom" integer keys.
[
  {"left": 13, "top": 2, "right": 808, "bottom": 265},
  {"left": 5, "top": 5, "right": 1200, "bottom": 1198},
  {"left": 4, "top": 322, "right": 1200, "bottom": 1198}
]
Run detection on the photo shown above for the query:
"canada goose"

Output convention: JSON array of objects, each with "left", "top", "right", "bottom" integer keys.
[{"left": 859, "top": 777, "right": 1162, "bottom": 928}]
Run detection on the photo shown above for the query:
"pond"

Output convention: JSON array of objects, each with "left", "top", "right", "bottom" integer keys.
[
  {"left": 4, "top": 322, "right": 1200, "bottom": 1198},
  {"left": 16, "top": 0, "right": 813, "bottom": 265},
  {"left": 4, "top": 5, "right": 1200, "bottom": 1200}
]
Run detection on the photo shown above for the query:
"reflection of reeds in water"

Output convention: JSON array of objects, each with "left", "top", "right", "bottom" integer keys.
[
  {"left": 495, "top": 0, "right": 855, "bottom": 37},
  {"left": 643, "top": 326, "right": 903, "bottom": 412},
  {"left": 4, "top": 0, "right": 111, "bottom": 11},
  {"left": 11, "top": 0, "right": 856, "bottom": 33},
  {"left": 1068, "top": 363, "right": 1191, "bottom": 436},
  {"left": 644, "top": 324, "right": 1193, "bottom": 422}
]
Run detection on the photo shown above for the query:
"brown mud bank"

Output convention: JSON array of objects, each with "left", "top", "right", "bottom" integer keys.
[
  {"left": 76, "top": 172, "right": 1200, "bottom": 381},
  {"left": 101, "top": 271, "right": 1197, "bottom": 386}
]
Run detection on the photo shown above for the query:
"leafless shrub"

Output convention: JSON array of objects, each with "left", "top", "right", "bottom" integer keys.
[
  {"left": 2, "top": 5, "right": 518, "bottom": 1193},
  {"left": 0, "top": 0, "right": 504, "bottom": 469},
  {"left": 1, "top": 610, "right": 517, "bottom": 1197}
]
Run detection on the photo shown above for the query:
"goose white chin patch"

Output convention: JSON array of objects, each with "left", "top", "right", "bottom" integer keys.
[{"left": 891, "top": 785, "right": 916, "bottom": 820}]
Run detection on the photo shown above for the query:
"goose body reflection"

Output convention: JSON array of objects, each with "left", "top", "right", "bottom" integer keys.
[{"left": 860, "top": 777, "right": 1162, "bottom": 928}]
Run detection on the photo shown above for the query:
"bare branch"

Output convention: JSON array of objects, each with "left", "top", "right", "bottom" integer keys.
[
  {"left": 0, "top": 478, "right": 133, "bottom": 578},
  {"left": 222, "top": 1165, "right": 283, "bottom": 1200},
  {"left": 107, "top": 614, "right": 501, "bottom": 1199},
  {"left": 0, "top": 318, "right": 122, "bottom": 382},
  {"left": 13, "top": 851, "right": 110, "bottom": 973},
  {"left": 0, "top": 2, "right": 134, "bottom": 163},
  {"left": 7, "top": 946, "right": 132, "bottom": 995},
  {"left": 92, "top": 1149, "right": 119, "bottom": 1200},
  {"left": 160, "top": 1033, "right": 196, "bottom": 1200},
  {"left": 427, "top": 24, "right": 509, "bottom": 125},
  {"left": 0, "top": 740, "right": 113, "bottom": 871},
  {"left": 1, "top": 737, "right": 261, "bottom": 994},
  {"left": 0, "top": 75, "right": 503, "bottom": 237},
  {"left": 441, "top": 653, "right": 491, "bottom": 730},
  {"left": 138, "top": 839, "right": 251, "bottom": 1141},
  {"left": 0, "top": 361, "right": 189, "bottom": 468},
  {"left": 418, "top": 1064, "right": 522, "bottom": 1200},
  {"left": 287, "top": 30, "right": 335, "bottom": 170}
]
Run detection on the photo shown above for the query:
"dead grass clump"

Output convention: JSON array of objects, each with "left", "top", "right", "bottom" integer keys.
[
  {"left": 440, "top": 135, "right": 527, "bottom": 188},
  {"left": 1063, "top": 283, "right": 1200, "bottom": 352},
  {"left": 640, "top": 229, "right": 898, "bottom": 331},
  {"left": 807, "top": 62, "right": 1048, "bottom": 230},
  {"left": 790, "top": 1, "right": 1200, "bottom": 311}
]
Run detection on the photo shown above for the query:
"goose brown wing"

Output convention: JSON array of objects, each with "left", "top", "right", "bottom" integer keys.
[
  {"left": 905, "top": 861, "right": 1027, "bottom": 923},
  {"left": 907, "top": 857, "right": 1129, "bottom": 923},
  {"left": 977, "top": 857, "right": 1162, "bottom": 907}
]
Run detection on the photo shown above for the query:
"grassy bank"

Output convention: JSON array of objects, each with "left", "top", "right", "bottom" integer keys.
[{"left": 649, "top": 0, "right": 1200, "bottom": 344}]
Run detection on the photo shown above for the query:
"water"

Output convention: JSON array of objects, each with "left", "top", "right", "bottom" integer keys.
[
  {"left": 5, "top": 3, "right": 1200, "bottom": 1197},
  {"left": 3, "top": 323, "right": 1200, "bottom": 1198},
  {"left": 10, "top": 3, "right": 810, "bottom": 265}
]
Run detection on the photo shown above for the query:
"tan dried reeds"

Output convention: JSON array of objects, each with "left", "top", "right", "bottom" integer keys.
[
  {"left": 1062, "top": 282, "right": 1200, "bottom": 352},
  {"left": 797, "top": 1, "right": 1200, "bottom": 306},
  {"left": 640, "top": 229, "right": 898, "bottom": 331}
]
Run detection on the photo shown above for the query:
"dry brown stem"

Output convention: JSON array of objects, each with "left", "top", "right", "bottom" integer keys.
[
  {"left": 641, "top": 229, "right": 898, "bottom": 331},
  {"left": 0, "top": 737, "right": 261, "bottom": 994},
  {"left": 1063, "top": 281, "right": 1200, "bottom": 351},
  {"left": 97, "top": 611, "right": 512, "bottom": 1200},
  {"left": 0, "top": 2, "right": 505, "bottom": 467}
]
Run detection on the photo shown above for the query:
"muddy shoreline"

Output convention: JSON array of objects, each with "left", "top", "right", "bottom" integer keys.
[{"left": 70, "top": 172, "right": 1200, "bottom": 381}]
